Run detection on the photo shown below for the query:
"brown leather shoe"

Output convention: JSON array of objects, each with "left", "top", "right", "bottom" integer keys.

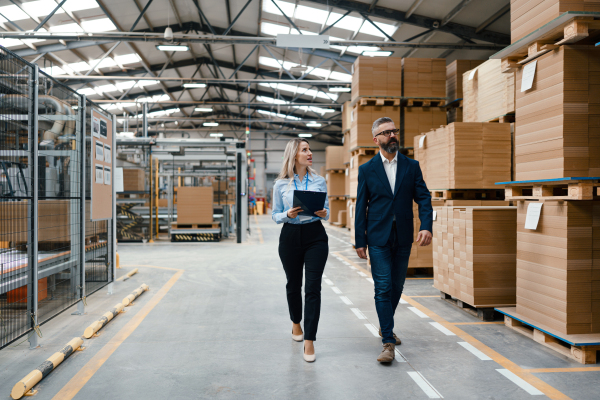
[
  {"left": 379, "top": 328, "right": 402, "bottom": 345},
  {"left": 377, "top": 343, "right": 395, "bottom": 363}
]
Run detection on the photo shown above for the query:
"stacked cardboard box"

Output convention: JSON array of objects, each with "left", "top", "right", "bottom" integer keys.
[
  {"left": 326, "top": 171, "right": 345, "bottom": 197},
  {"left": 433, "top": 206, "right": 517, "bottom": 307},
  {"left": 325, "top": 146, "right": 345, "bottom": 170},
  {"left": 329, "top": 198, "right": 346, "bottom": 225},
  {"left": 177, "top": 187, "right": 213, "bottom": 224},
  {"left": 402, "top": 58, "right": 446, "bottom": 98},
  {"left": 343, "top": 131, "right": 351, "bottom": 197},
  {"left": 348, "top": 198, "right": 356, "bottom": 242},
  {"left": 212, "top": 181, "right": 235, "bottom": 203},
  {"left": 122, "top": 168, "right": 145, "bottom": 191},
  {"left": 413, "top": 122, "right": 512, "bottom": 189},
  {"left": 350, "top": 104, "right": 400, "bottom": 149},
  {"left": 515, "top": 45, "right": 600, "bottom": 180},
  {"left": 409, "top": 201, "right": 434, "bottom": 269},
  {"left": 351, "top": 57, "right": 402, "bottom": 101},
  {"left": 342, "top": 101, "right": 352, "bottom": 132},
  {"left": 510, "top": 0, "right": 600, "bottom": 43},
  {"left": 402, "top": 107, "right": 447, "bottom": 148},
  {"left": 447, "top": 60, "right": 485, "bottom": 123},
  {"left": 463, "top": 60, "right": 515, "bottom": 123},
  {"left": 517, "top": 200, "right": 600, "bottom": 334},
  {"left": 348, "top": 151, "right": 378, "bottom": 198}
]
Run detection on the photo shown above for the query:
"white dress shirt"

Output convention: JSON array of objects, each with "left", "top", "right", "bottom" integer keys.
[{"left": 380, "top": 151, "right": 398, "bottom": 194}]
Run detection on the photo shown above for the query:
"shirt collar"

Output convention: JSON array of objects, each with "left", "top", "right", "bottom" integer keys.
[
  {"left": 380, "top": 152, "right": 398, "bottom": 165},
  {"left": 294, "top": 172, "right": 313, "bottom": 182}
]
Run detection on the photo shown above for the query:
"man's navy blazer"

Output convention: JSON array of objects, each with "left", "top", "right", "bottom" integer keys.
[{"left": 354, "top": 153, "right": 433, "bottom": 248}]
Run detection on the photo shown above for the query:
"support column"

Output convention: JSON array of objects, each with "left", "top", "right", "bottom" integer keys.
[{"left": 28, "top": 65, "right": 39, "bottom": 349}]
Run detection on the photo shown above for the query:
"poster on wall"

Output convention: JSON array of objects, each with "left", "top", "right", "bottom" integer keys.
[{"left": 90, "top": 108, "right": 113, "bottom": 221}]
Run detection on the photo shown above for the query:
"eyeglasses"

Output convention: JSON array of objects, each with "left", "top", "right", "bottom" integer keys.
[{"left": 375, "top": 128, "right": 399, "bottom": 138}]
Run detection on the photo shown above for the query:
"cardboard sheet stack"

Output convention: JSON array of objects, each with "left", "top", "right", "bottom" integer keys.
[
  {"left": 510, "top": 0, "right": 600, "bottom": 43},
  {"left": 516, "top": 200, "right": 600, "bottom": 334},
  {"left": 402, "top": 107, "right": 447, "bottom": 149},
  {"left": 351, "top": 57, "right": 402, "bottom": 101},
  {"left": 402, "top": 58, "right": 446, "bottom": 98},
  {"left": 463, "top": 60, "right": 515, "bottom": 123},
  {"left": 326, "top": 146, "right": 346, "bottom": 225},
  {"left": 347, "top": 198, "right": 356, "bottom": 243},
  {"left": 515, "top": 45, "right": 600, "bottom": 180},
  {"left": 350, "top": 104, "right": 400, "bottom": 149},
  {"left": 343, "top": 131, "right": 351, "bottom": 198},
  {"left": 409, "top": 201, "right": 434, "bottom": 269},
  {"left": 342, "top": 101, "right": 352, "bottom": 133},
  {"left": 348, "top": 151, "right": 378, "bottom": 198},
  {"left": 446, "top": 60, "right": 484, "bottom": 123},
  {"left": 212, "top": 180, "right": 235, "bottom": 204},
  {"left": 414, "top": 122, "right": 512, "bottom": 189},
  {"left": 176, "top": 187, "right": 214, "bottom": 225},
  {"left": 123, "top": 168, "right": 145, "bottom": 191},
  {"left": 433, "top": 206, "right": 517, "bottom": 307}
]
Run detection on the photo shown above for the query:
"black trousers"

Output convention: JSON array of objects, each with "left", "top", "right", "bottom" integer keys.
[{"left": 278, "top": 221, "right": 328, "bottom": 341}]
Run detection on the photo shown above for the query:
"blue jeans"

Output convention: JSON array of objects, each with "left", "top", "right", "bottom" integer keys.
[{"left": 368, "top": 223, "right": 412, "bottom": 344}]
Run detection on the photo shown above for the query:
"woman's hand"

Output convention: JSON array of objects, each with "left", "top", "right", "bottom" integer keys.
[
  {"left": 287, "top": 206, "right": 303, "bottom": 219},
  {"left": 314, "top": 209, "right": 327, "bottom": 218}
]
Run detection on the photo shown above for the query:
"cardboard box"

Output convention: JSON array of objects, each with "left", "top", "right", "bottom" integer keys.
[
  {"left": 350, "top": 104, "right": 400, "bottom": 150},
  {"left": 402, "top": 106, "right": 447, "bottom": 148},
  {"left": 122, "top": 168, "right": 145, "bottom": 191},
  {"left": 325, "top": 146, "right": 345, "bottom": 170},
  {"left": 342, "top": 101, "right": 352, "bottom": 132},
  {"left": 349, "top": 152, "right": 378, "bottom": 197},
  {"left": 177, "top": 187, "right": 213, "bottom": 224},
  {"left": 328, "top": 198, "right": 346, "bottom": 224},
  {"left": 326, "top": 171, "right": 345, "bottom": 197},
  {"left": 402, "top": 58, "right": 446, "bottom": 98},
  {"left": 447, "top": 60, "right": 485, "bottom": 101},
  {"left": 351, "top": 57, "right": 402, "bottom": 101}
]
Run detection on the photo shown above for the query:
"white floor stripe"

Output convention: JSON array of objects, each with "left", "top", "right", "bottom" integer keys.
[
  {"left": 342, "top": 261, "right": 351, "bottom": 265},
  {"left": 407, "top": 371, "right": 443, "bottom": 399},
  {"left": 339, "top": 296, "right": 353, "bottom": 305},
  {"left": 357, "top": 271, "right": 368, "bottom": 277},
  {"left": 408, "top": 307, "right": 429, "bottom": 319},
  {"left": 458, "top": 342, "right": 492, "bottom": 361},
  {"left": 429, "top": 322, "right": 456, "bottom": 336},
  {"left": 496, "top": 369, "right": 544, "bottom": 395},
  {"left": 350, "top": 308, "right": 367, "bottom": 319},
  {"left": 364, "top": 323, "right": 380, "bottom": 337},
  {"left": 399, "top": 298, "right": 409, "bottom": 304},
  {"left": 395, "top": 348, "right": 407, "bottom": 362},
  {"left": 348, "top": 265, "right": 357, "bottom": 270},
  {"left": 366, "top": 278, "right": 374, "bottom": 284},
  {"left": 324, "top": 279, "right": 334, "bottom": 286},
  {"left": 331, "top": 286, "right": 342, "bottom": 294}
]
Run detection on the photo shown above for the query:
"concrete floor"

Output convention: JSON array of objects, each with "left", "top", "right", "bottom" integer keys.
[{"left": 1, "top": 214, "right": 599, "bottom": 399}]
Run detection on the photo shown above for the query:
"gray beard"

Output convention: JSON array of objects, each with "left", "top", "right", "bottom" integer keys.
[{"left": 382, "top": 140, "right": 399, "bottom": 154}]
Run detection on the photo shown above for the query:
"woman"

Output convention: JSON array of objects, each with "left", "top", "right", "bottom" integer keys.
[{"left": 272, "top": 139, "right": 329, "bottom": 363}]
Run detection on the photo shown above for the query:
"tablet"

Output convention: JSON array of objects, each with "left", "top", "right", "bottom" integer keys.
[{"left": 293, "top": 190, "right": 326, "bottom": 217}]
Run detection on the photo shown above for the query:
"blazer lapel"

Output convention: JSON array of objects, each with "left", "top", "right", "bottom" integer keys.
[
  {"left": 393, "top": 155, "right": 408, "bottom": 198},
  {"left": 373, "top": 154, "right": 393, "bottom": 197}
]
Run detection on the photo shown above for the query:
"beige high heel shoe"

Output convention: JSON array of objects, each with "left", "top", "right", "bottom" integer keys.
[
  {"left": 303, "top": 345, "right": 315, "bottom": 363},
  {"left": 292, "top": 330, "right": 303, "bottom": 342}
]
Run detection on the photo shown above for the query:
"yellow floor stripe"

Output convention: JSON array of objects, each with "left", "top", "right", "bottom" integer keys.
[
  {"left": 523, "top": 367, "right": 600, "bottom": 373},
  {"left": 52, "top": 269, "right": 184, "bottom": 400},
  {"left": 253, "top": 214, "right": 264, "bottom": 244},
  {"left": 401, "top": 295, "right": 571, "bottom": 400}
]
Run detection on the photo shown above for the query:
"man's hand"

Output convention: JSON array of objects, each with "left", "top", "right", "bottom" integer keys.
[
  {"left": 416, "top": 230, "right": 432, "bottom": 246},
  {"left": 314, "top": 209, "right": 327, "bottom": 218},
  {"left": 287, "top": 206, "right": 303, "bottom": 219},
  {"left": 356, "top": 247, "right": 368, "bottom": 259}
]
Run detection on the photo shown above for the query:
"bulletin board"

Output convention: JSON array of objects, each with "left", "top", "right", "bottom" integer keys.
[{"left": 90, "top": 108, "right": 113, "bottom": 220}]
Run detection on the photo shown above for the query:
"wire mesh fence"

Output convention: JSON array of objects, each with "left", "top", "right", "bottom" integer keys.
[{"left": 0, "top": 46, "right": 114, "bottom": 350}]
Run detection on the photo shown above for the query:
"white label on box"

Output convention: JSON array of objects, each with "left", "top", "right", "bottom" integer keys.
[
  {"left": 115, "top": 167, "right": 124, "bottom": 192},
  {"left": 350, "top": 158, "right": 354, "bottom": 168},
  {"left": 419, "top": 135, "right": 426, "bottom": 148},
  {"left": 104, "top": 166, "right": 111, "bottom": 185},
  {"left": 104, "top": 144, "right": 111, "bottom": 163},
  {"left": 276, "top": 34, "right": 330, "bottom": 49},
  {"left": 95, "top": 164, "right": 103, "bottom": 184},
  {"left": 345, "top": 168, "right": 349, "bottom": 176},
  {"left": 326, "top": 173, "right": 329, "bottom": 182},
  {"left": 468, "top": 68, "right": 477, "bottom": 80},
  {"left": 95, "top": 140, "right": 104, "bottom": 160},
  {"left": 433, "top": 210, "right": 437, "bottom": 221},
  {"left": 524, "top": 202, "right": 543, "bottom": 230},
  {"left": 521, "top": 60, "right": 537, "bottom": 92}
]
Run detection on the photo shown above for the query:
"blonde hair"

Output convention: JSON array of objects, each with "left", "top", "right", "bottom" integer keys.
[{"left": 276, "top": 138, "right": 318, "bottom": 182}]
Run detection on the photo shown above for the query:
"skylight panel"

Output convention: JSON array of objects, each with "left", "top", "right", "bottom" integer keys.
[
  {"left": 295, "top": 5, "right": 329, "bottom": 25},
  {"left": 136, "top": 80, "right": 159, "bottom": 87},
  {"left": 257, "top": 96, "right": 288, "bottom": 105},
  {"left": 81, "top": 18, "right": 116, "bottom": 32},
  {"left": 259, "top": 56, "right": 283, "bottom": 69},
  {"left": 257, "top": 109, "right": 301, "bottom": 120},
  {"left": 77, "top": 88, "right": 97, "bottom": 96},
  {"left": 41, "top": 66, "right": 65, "bottom": 75},
  {"left": 63, "top": 0, "right": 99, "bottom": 13},
  {"left": 346, "top": 46, "right": 381, "bottom": 54},
  {"left": 96, "top": 84, "right": 118, "bottom": 93},
  {"left": 114, "top": 54, "right": 141, "bottom": 65},
  {"left": 115, "top": 81, "right": 136, "bottom": 90},
  {"left": 22, "top": 1, "right": 66, "bottom": 19},
  {"left": 0, "top": 5, "right": 29, "bottom": 22},
  {"left": 259, "top": 83, "right": 338, "bottom": 101},
  {"left": 329, "top": 71, "right": 352, "bottom": 81},
  {"left": 88, "top": 58, "right": 117, "bottom": 69},
  {"left": 67, "top": 61, "right": 91, "bottom": 72},
  {"left": 262, "top": 0, "right": 295, "bottom": 17},
  {"left": 359, "top": 21, "right": 397, "bottom": 38},
  {"left": 49, "top": 23, "right": 83, "bottom": 34},
  {"left": 261, "top": 22, "right": 290, "bottom": 36},
  {"left": 325, "top": 12, "right": 364, "bottom": 32}
]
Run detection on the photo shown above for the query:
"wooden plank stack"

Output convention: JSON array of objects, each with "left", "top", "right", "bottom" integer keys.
[
  {"left": 402, "top": 58, "right": 446, "bottom": 98},
  {"left": 515, "top": 45, "right": 600, "bottom": 180},
  {"left": 350, "top": 103, "right": 399, "bottom": 149},
  {"left": 433, "top": 206, "right": 518, "bottom": 307},
  {"left": 402, "top": 107, "right": 447, "bottom": 149},
  {"left": 351, "top": 57, "right": 402, "bottom": 101},
  {"left": 463, "top": 60, "right": 516, "bottom": 123},
  {"left": 414, "top": 122, "right": 512, "bottom": 189},
  {"left": 446, "top": 60, "right": 484, "bottom": 123},
  {"left": 510, "top": 0, "right": 600, "bottom": 43}
]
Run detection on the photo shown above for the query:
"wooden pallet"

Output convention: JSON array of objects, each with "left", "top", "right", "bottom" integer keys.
[
  {"left": 406, "top": 267, "right": 434, "bottom": 277},
  {"left": 171, "top": 222, "right": 221, "bottom": 229},
  {"left": 440, "top": 292, "right": 500, "bottom": 321},
  {"left": 332, "top": 222, "right": 346, "bottom": 228},
  {"left": 499, "top": 14, "right": 600, "bottom": 72},
  {"left": 497, "top": 307, "right": 600, "bottom": 364},
  {"left": 328, "top": 196, "right": 347, "bottom": 200},
  {"left": 350, "top": 147, "right": 379, "bottom": 157},
  {"left": 502, "top": 178, "right": 600, "bottom": 201},
  {"left": 429, "top": 188, "right": 505, "bottom": 201},
  {"left": 405, "top": 99, "right": 446, "bottom": 107},
  {"left": 486, "top": 113, "right": 515, "bottom": 123},
  {"left": 358, "top": 97, "right": 401, "bottom": 106},
  {"left": 326, "top": 169, "right": 345, "bottom": 174},
  {"left": 444, "top": 99, "right": 463, "bottom": 109}
]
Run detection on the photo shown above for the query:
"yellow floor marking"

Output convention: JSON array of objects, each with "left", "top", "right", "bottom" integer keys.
[
  {"left": 253, "top": 214, "right": 264, "bottom": 244},
  {"left": 52, "top": 269, "right": 184, "bottom": 400},
  {"left": 523, "top": 367, "right": 600, "bottom": 373},
  {"left": 401, "top": 295, "right": 571, "bottom": 400},
  {"left": 451, "top": 321, "right": 504, "bottom": 325}
]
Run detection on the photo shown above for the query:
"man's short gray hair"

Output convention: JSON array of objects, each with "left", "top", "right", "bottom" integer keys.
[{"left": 372, "top": 117, "right": 395, "bottom": 136}]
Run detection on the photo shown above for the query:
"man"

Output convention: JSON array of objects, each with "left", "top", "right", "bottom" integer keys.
[{"left": 355, "top": 117, "right": 433, "bottom": 363}]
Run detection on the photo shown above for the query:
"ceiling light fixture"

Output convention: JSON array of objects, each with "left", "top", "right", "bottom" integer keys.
[
  {"left": 203, "top": 122, "right": 219, "bottom": 127},
  {"left": 156, "top": 44, "right": 189, "bottom": 52},
  {"left": 210, "top": 133, "right": 223, "bottom": 137},
  {"left": 362, "top": 51, "right": 393, "bottom": 57},
  {"left": 328, "top": 87, "right": 351, "bottom": 92},
  {"left": 195, "top": 107, "right": 213, "bottom": 112},
  {"left": 306, "top": 122, "right": 322, "bottom": 127},
  {"left": 298, "top": 133, "right": 313, "bottom": 137},
  {"left": 183, "top": 83, "right": 207, "bottom": 88}
]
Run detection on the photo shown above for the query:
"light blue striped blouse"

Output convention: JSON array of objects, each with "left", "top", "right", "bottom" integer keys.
[{"left": 271, "top": 173, "right": 330, "bottom": 224}]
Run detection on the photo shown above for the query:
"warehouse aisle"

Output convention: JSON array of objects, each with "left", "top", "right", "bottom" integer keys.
[{"left": 2, "top": 215, "right": 599, "bottom": 399}]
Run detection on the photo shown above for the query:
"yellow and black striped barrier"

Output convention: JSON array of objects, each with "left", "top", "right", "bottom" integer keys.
[
  {"left": 122, "top": 284, "right": 149, "bottom": 306},
  {"left": 11, "top": 337, "right": 84, "bottom": 399},
  {"left": 83, "top": 303, "right": 125, "bottom": 339},
  {"left": 171, "top": 233, "right": 220, "bottom": 242}
]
